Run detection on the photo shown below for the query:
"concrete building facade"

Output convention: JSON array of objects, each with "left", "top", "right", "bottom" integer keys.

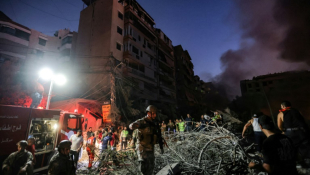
[
  {"left": 0, "top": 11, "right": 77, "bottom": 106},
  {"left": 240, "top": 71, "right": 310, "bottom": 121},
  {"left": 75, "top": 0, "right": 177, "bottom": 118}
]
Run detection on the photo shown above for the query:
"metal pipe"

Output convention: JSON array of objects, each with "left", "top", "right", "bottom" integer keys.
[{"left": 46, "top": 79, "right": 54, "bottom": 109}]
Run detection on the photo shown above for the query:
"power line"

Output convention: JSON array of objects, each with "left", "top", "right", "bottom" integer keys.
[
  {"left": 50, "top": 0, "right": 76, "bottom": 31},
  {"left": 9, "top": 1, "right": 18, "bottom": 21},
  {"left": 63, "top": 0, "right": 82, "bottom": 9},
  {"left": 18, "top": 0, "right": 79, "bottom": 22},
  {"left": 78, "top": 75, "right": 109, "bottom": 98}
]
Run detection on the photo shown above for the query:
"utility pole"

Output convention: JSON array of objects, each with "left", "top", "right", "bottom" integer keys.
[{"left": 109, "top": 53, "right": 123, "bottom": 122}]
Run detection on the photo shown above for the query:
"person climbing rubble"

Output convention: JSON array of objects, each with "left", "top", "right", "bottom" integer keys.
[{"left": 129, "top": 105, "right": 164, "bottom": 175}]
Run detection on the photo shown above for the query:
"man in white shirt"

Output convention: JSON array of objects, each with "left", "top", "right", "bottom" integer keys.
[
  {"left": 242, "top": 113, "right": 266, "bottom": 152},
  {"left": 69, "top": 129, "right": 83, "bottom": 167}
]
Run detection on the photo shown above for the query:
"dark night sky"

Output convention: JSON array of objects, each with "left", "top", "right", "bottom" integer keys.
[
  {"left": 2, "top": 0, "right": 309, "bottom": 98},
  {"left": 0, "top": 0, "right": 240, "bottom": 78}
]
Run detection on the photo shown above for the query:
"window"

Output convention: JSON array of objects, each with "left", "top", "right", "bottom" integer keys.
[
  {"left": 118, "top": 11, "right": 123, "bottom": 20},
  {"left": 129, "top": 62, "right": 139, "bottom": 70},
  {"left": 116, "top": 43, "right": 122, "bottom": 51},
  {"left": 139, "top": 65, "right": 145, "bottom": 72},
  {"left": 248, "top": 84, "right": 252, "bottom": 88},
  {"left": 28, "top": 119, "right": 59, "bottom": 152},
  {"left": 0, "top": 26, "right": 30, "bottom": 41},
  {"left": 15, "top": 29, "right": 30, "bottom": 41},
  {"left": 117, "top": 26, "right": 123, "bottom": 35},
  {"left": 138, "top": 35, "right": 141, "bottom": 41},
  {"left": 0, "top": 26, "right": 15, "bottom": 35},
  {"left": 263, "top": 82, "right": 267, "bottom": 86},
  {"left": 132, "top": 45, "right": 139, "bottom": 54},
  {"left": 140, "top": 51, "right": 143, "bottom": 57},
  {"left": 62, "top": 36, "right": 72, "bottom": 46},
  {"left": 39, "top": 38, "right": 47, "bottom": 46},
  {"left": 147, "top": 42, "right": 152, "bottom": 49}
]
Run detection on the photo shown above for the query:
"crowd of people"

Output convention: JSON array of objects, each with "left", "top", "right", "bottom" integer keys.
[
  {"left": 160, "top": 112, "right": 223, "bottom": 135},
  {"left": 2, "top": 101, "right": 310, "bottom": 175}
]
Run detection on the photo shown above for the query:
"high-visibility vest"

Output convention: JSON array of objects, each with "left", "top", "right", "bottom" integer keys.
[
  {"left": 121, "top": 130, "right": 129, "bottom": 138},
  {"left": 179, "top": 122, "right": 185, "bottom": 132}
]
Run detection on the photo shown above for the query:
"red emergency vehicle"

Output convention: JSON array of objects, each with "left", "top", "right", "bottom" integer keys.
[{"left": 0, "top": 105, "right": 84, "bottom": 173}]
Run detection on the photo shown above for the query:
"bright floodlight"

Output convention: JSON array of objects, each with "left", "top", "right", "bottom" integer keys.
[
  {"left": 53, "top": 123, "right": 58, "bottom": 130},
  {"left": 54, "top": 74, "right": 67, "bottom": 85},
  {"left": 39, "top": 68, "right": 53, "bottom": 80}
]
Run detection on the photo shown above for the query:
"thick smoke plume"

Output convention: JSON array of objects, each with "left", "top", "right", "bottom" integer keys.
[{"left": 204, "top": 0, "right": 310, "bottom": 99}]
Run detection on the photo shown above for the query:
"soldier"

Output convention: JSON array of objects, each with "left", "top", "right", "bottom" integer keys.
[
  {"left": 2, "top": 140, "right": 33, "bottom": 175},
  {"left": 48, "top": 140, "right": 75, "bottom": 175},
  {"left": 129, "top": 129, "right": 139, "bottom": 149},
  {"left": 129, "top": 105, "right": 164, "bottom": 175}
]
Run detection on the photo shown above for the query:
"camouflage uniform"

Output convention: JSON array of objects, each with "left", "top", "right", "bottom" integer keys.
[
  {"left": 2, "top": 150, "right": 33, "bottom": 175},
  {"left": 48, "top": 152, "right": 75, "bottom": 175},
  {"left": 129, "top": 116, "right": 163, "bottom": 175}
]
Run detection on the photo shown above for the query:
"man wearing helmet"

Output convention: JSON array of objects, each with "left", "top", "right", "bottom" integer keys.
[
  {"left": 2, "top": 140, "right": 33, "bottom": 175},
  {"left": 48, "top": 140, "right": 75, "bottom": 175},
  {"left": 129, "top": 105, "right": 164, "bottom": 175}
]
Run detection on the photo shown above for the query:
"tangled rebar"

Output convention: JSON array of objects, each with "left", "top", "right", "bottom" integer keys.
[
  {"left": 153, "top": 123, "right": 261, "bottom": 175},
  {"left": 77, "top": 123, "right": 263, "bottom": 175}
]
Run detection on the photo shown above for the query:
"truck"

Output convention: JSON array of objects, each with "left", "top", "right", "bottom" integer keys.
[{"left": 0, "top": 105, "right": 84, "bottom": 173}]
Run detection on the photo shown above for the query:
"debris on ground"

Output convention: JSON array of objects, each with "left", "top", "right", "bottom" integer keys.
[{"left": 76, "top": 123, "right": 310, "bottom": 175}]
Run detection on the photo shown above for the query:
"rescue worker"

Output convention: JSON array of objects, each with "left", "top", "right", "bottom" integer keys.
[
  {"left": 129, "top": 105, "right": 164, "bottom": 175},
  {"left": 242, "top": 113, "right": 266, "bottom": 152},
  {"left": 48, "top": 140, "right": 75, "bottom": 175},
  {"left": 178, "top": 119, "right": 185, "bottom": 140},
  {"left": 2, "top": 140, "right": 33, "bottom": 175},
  {"left": 86, "top": 133, "right": 96, "bottom": 169},
  {"left": 120, "top": 126, "right": 129, "bottom": 150},
  {"left": 277, "top": 101, "right": 310, "bottom": 167},
  {"left": 211, "top": 111, "right": 222, "bottom": 125}
]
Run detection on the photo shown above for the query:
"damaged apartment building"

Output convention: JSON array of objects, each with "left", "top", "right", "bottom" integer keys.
[{"left": 74, "top": 0, "right": 176, "bottom": 118}]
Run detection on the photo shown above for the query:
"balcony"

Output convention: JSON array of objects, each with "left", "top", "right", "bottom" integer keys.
[
  {"left": 59, "top": 43, "right": 71, "bottom": 51},
  {"left": 123, "top": 51, "right": 132, "bottom": 58},
  {"left": 0, "top": 33, "right": 29, "bottom": 46},
  {"left": 126, "top": 67, "right": 156, "bottom": 83},
  {"left": 160, "top": 81, "right": 175, "bottom": 90}
]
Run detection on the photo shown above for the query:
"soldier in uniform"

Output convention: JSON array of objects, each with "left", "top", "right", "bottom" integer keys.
[
  {"left": 2, "top": 140, "right": 33, "bottom": 175},
  {"left": 129, "top": 105, "right": 164, "bottom": 175},
  {"left": 48, "top": 140, "right": 75, "bottom": 175}
]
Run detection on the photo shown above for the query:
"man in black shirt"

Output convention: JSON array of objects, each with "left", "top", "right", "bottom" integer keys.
[
  {"left": 277, "top": 101, "right": 310, "bottom": 167},
  {"left": 248, "top": 115, "right": 298, "bottom": 175}
]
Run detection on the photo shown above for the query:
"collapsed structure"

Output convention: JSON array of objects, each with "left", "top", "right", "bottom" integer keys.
[{"left": 76, "top": 121, "right": 262, "bottom": 175}]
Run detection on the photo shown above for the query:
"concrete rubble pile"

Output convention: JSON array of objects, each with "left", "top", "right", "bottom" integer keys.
[
  {"left": 154, "top": 124, "right": 259, "bottom": 175},
  {"left": 76, "top": 122, "right": 265, "bottom": 175}
]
